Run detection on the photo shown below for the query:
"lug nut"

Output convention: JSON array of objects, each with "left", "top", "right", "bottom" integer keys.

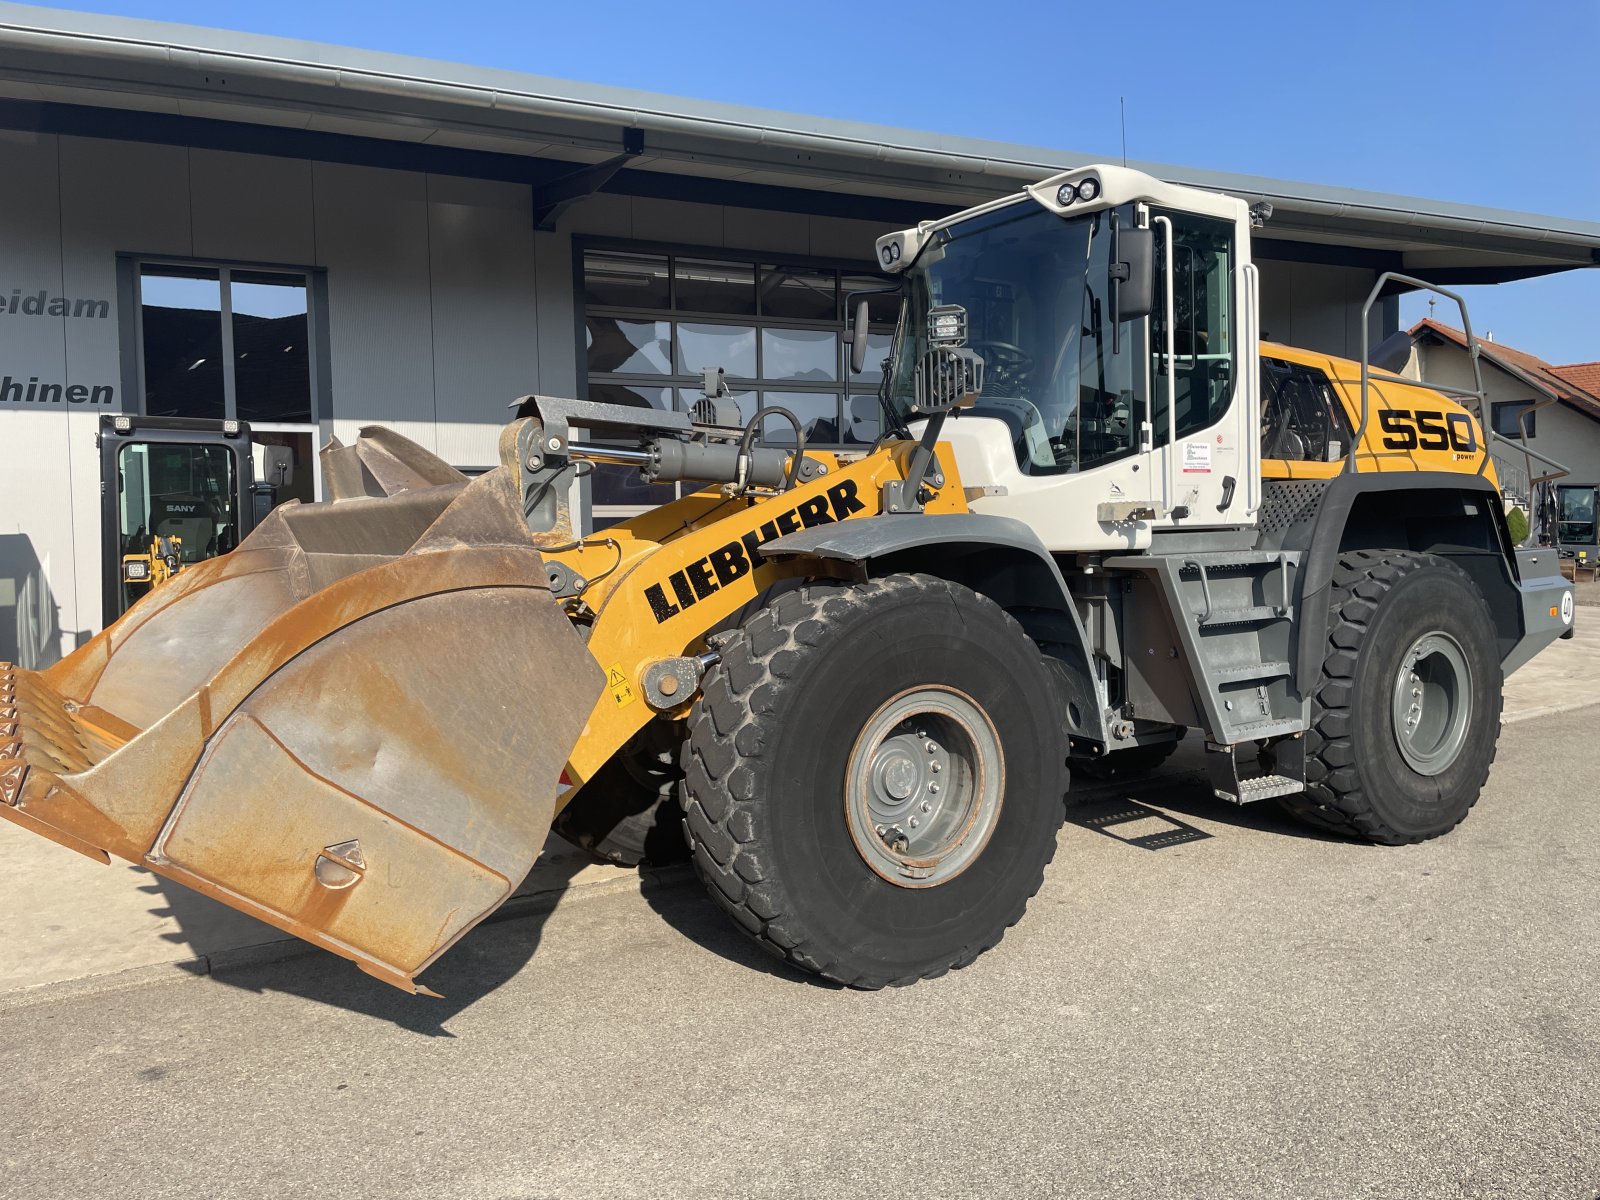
[
  {"left": 909, "top": 818, "right": 919, "bottom": 828},
  {"left": 920, "top": 802, "right": 931, "bottom": 813},
  {"left": 928, "top": 783, "right": 940, "bottom": 794},
  {"left": 925, "top": 741, "right": 939, "bottom": 753},
  {"left": 930, "top": 762, "right": 941, "bottom": 773}
]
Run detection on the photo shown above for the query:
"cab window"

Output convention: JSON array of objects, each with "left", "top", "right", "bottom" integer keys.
[
  {"left": 1260, "top": 358, "right": 1353, "bottom": 461},
  {"left": 1151, "top": 212, "right": 1235, "bottom": 444}
]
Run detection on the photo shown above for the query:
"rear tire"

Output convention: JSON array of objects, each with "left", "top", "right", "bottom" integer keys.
[
  {"left": 1279, "top": 550, "right": 1501, "bottom": 844},
  {"left": 680, "top": 574, "right": 1068, "bottom": 988}
]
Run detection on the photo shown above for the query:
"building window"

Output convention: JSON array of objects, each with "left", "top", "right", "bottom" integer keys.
[
  {"left": 134, "top": 261, "right": 321, "bottom": 504},
  {"left": 581, "top": 247, "right": 896, "bottom": 515},
  {"left": 1492, "top": 400, "right": 1537, "bottom": 439}
]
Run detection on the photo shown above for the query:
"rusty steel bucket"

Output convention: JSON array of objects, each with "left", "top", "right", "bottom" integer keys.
[{"left": 0, "top": 428, "right": 602, "bottom": 993}]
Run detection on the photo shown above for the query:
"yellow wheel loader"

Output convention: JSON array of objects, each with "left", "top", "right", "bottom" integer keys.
[{"left": 0, "top": 166, "right": 1573, "bottom": 994}]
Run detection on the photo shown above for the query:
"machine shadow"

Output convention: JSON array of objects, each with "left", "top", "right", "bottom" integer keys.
[
  {"left": 0, "top": 532, "right": 82, "bottom": 668},
  {"left": 637, "top": 868, "right": 831, "bottom": 988},
  {"left": 134, "top": 752, "right": 1349, "bottom": 1027},
  {"left": 139, "top": 844, "right": 597, "bottom": 1037},
  {"left": 1067, "top": 745, "right": 1355, "bottom": 846}
]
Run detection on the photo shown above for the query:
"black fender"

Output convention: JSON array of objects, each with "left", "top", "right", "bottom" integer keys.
[
  {"left": 1290, "top": 470, "right": 1526, "bottom": 694},
  {"left": 761, "top": 514, "right": 1107, "bottom": 744}
]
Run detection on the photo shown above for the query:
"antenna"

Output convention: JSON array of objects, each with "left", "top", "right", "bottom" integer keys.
[{"left": 1120, "top": 97, "right": 1127, "bottom": 167}]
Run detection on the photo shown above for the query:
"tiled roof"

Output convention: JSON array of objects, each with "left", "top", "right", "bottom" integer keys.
[
  {"left": 1550, "top": 362, "right": 1600, "bottom": 397},
  {"left": 1409, "top": 319, "right": 1600, "bottom": 421}
]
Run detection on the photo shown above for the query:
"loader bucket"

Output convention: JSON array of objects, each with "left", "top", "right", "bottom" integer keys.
[{"left": 0, "top": 427, "right": 603, "bottom": 992}]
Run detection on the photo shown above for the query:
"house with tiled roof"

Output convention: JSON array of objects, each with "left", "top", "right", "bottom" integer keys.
[{"left": 1408, "top": 319, "right": 1600, "bottom": 491}]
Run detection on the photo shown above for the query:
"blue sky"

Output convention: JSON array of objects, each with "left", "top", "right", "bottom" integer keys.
[{"left": 50, "top": 0, "right": 1600, "bottom": 364}]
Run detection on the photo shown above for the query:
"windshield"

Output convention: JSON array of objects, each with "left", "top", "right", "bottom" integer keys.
[
  {"left": 887, "top": 202, "right": 1139, "bottom": 475},
  {"left": 1559, "top": 487, "right": 1597, "bottom": 543},
  {"left": 117, "top": 441, "right": 239, "bottom": 565}
]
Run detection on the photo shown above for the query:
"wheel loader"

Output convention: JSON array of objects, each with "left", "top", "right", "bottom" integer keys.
[{"left": 0, "top": 165, "right": 1573, "bottom": 994}]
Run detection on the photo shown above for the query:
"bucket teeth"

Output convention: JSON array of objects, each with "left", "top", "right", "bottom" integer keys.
[{"left": 0, "top": 761, "right": 26, "bottom": 807}]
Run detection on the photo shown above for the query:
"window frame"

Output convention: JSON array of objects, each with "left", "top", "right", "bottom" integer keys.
[
  {"left": 118, "top": 253, "right": 332, "bottom": 504},
  {"left": 1148, "top": 207, "right": 1239, "bottom": 450},
  {"left": 1491, "top": 399, "right": 1537, "bottom": 440},
  {"left": 118, "top": 253, "right": 332, "bottom": 431}
]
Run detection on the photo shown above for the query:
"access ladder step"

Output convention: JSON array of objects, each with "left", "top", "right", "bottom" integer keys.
[
  {"left": 1214, "top": 660, "right": 1292, "bottom": 682},
  {"left": 1214, "top": 773, "right": 1305, "bottom": 805},
  {"left": 1181, "top": 551, "right": 1296, "bottom": 569},
  {"left": 1221, "top": 717, "right": 1304, "bottom": 740},
  {"left": 1199, "top": 605, "right": 1291, "bottom": 627}
]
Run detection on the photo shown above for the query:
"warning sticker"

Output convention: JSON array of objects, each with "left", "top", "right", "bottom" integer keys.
[
  {"left": 606, "top": 664, "right": 636, "bottom": 708},
  {"left": 1182, "top": 442, "right": 1212, "bottom": 474}
]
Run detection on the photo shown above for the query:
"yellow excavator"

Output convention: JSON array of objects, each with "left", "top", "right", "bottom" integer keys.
[
  {"left": 120, "top": 535, "right": 185, "bottom": 603},
  {"left": 0, "top": 165, "right": 1571, "bottom": 995}
]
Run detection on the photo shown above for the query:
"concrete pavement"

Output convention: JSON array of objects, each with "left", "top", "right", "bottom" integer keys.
[
  {"left": 0, "top": 704, "right": 1596, "bottom": 1199},
  {"left": 1, "top": 622, "right": 1596, "bottom": 997}
]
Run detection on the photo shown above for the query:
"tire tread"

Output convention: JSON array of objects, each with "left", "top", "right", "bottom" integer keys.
[
  {"left": 680, "top": 573, "right": 1063, "bottom": 989},
  {"left": 1279, "top": 549, "right": 1501, "bottom": 845}
]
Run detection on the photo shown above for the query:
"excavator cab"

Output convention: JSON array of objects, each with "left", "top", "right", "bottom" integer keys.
[{"left": 101, "top": 416, "right": 259, "bottom": 618}]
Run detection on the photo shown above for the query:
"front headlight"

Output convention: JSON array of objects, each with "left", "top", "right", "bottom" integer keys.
[{"left": 123, "top": 560, "right": 150, "bottom": 581}]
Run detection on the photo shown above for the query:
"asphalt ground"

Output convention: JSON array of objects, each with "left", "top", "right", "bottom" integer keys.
[{"left": 2, "top": 709, "right": 1596, "bottom": 1199}]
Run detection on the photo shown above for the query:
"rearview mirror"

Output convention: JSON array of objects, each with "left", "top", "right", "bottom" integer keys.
[
  {"left": 1113, "top": 227, "right": 1155, "bottom": 322},
  {"left": 846, "top": 298, "right": 871, "bottom": 374}
]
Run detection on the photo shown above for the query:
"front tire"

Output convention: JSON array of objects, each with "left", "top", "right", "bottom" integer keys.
[
  {"left": 680, "top": 574, "right": 1068, "bottom": 988},
  {"left": 1279, "top": 550, "right": 1502, "bottom": 844},
  {"left": 552, "top": 720, "right": 689, "bottom": 867}
]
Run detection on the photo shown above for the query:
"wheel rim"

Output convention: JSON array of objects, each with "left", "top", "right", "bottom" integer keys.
[
  {"left": 1390, "top": 630, "right": 1472, "bottom": 776},
  {"left": 844, "top": 686, "right": 1004, "bottom": 889}
]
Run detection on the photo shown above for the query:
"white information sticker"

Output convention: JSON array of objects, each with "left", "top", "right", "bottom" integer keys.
[{"left": 1182, "top": 442, "right": 1212, "bottom": 474}]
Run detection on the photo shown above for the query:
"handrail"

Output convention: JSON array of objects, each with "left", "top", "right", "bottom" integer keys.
[
  {"left": 1153, "top": 215, "right": 1176, "bottom": 512},
  {"left": 1487, "top": 430, "right": 1568, "bottom": 479},
  {"left": 1242, "top": 261, "right": 1262, "bottom": 515},
  {"left": 1351, "top": 272, "right": 1488, "bottom": 476}
]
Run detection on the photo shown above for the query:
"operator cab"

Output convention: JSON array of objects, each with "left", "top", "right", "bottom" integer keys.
[
  {"left": 867, "top": 166, "right": 1257, "bottom": 551},
  {"left": 100, "top": 415, "right": 269, "bottom": 618}
]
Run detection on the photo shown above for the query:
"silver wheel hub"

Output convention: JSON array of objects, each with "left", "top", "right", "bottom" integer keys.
[
  {"left": 1390, "top": 630, "right": 1472, "bottom": 776},
  {"left": 845, "top": 686, "right": 1003, "bottom": 888}
]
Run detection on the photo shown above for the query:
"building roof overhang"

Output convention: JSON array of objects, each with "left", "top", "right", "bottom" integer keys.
[{"left": 1, "top": 3, "right": 1597, "bottom": 280}]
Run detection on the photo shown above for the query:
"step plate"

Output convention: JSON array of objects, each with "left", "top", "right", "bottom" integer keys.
[{"left": 1215, "top": 773, "right": 1305, "bottom": 804}]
